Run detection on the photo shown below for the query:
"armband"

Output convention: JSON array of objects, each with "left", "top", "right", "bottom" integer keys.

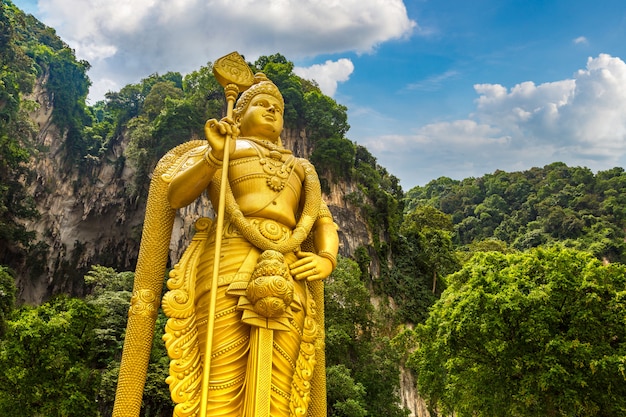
[
  {"left": 318, "top": 250, "right": 337, "bottom": 269},
  {"left": 204, "top": 150, "right": 222, "bottom": 168}
]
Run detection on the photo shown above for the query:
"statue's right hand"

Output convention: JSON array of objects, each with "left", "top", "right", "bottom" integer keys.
[{"left": 204, "top": 118, "right": 237, "bottom": 160}]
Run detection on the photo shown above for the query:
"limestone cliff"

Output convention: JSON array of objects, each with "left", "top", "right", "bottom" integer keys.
[{"left": 20, "top": 77, "right": 145, "bottom": 303}]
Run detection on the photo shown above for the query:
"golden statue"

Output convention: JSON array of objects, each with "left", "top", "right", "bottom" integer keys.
[{"left": 112, "top": 52, "right": 339, "bottom": 417}]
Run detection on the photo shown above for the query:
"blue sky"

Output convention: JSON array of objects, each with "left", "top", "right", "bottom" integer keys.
[{"left": 12, "top": 0, "right": 626, "bottom": 190}]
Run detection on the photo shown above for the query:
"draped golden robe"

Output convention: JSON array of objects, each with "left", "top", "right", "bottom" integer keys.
[{"left": 161, "top": 139, "right": 334, "bottom": 417}]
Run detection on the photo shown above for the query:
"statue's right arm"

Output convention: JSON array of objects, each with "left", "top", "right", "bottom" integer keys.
[{"left": 167, "top": 149, "right": 219, "bottom": 208}]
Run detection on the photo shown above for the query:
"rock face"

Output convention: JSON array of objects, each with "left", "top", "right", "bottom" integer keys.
[
  {"left": 17, "top": 86, "right": 370, "bottom": 304},
  {"left": 19, "top": 79, "right": 146, "bottom": 303},
  {"left": 401, "top": 367, "right": 431, "bottom": 417}
]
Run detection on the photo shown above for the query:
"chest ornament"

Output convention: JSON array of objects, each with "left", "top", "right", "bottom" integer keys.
[{"left": 259, "top": 150, "right": 295, "bottom": 192}]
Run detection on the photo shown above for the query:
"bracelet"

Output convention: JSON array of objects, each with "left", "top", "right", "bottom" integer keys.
[
  {"left": 318, "top": 251, "right": 337, "bottom": 269},
  {"left": 204, "top": 150, "right": 222, "bottom": 168}
]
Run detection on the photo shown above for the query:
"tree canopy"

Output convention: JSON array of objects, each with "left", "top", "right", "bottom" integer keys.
[
  {"left": 409, "top": 246, "right": 626, "bottom": 417},
  {"left": 0, "top": 266, "right": 172, "bottom": 417},
  {"left": 325, "top": 256, "right": 409, "bottom": 417},
  {"left": 405, "top": 163, "right": 626, "bottom": 263},
  {"left": 0, "top": 1, "right": 39, "bottom": 258}
]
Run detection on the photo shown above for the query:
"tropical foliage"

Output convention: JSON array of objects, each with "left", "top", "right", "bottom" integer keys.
[
  {"left": 0, "top": 1, "right": 39, "bottom": 257},
  {"left": 406, "top": 163, "right": 626, "bottom": 263},
  {"left": 325, "top": 257, "right": 409, "bottom": 416},
  {"left": 409, "top": 247, "right": 626, "bottom": 416},
  {"left": 0, "top": 266, "right": 172, "bottom": 417}
]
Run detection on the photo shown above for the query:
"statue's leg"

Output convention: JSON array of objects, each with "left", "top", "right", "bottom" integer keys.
[
  {"left": 195, "top": 242, "right": 253, "bottom": 416},
  {"left": 269, "top": 262, "right": 308, "bottom": 416}
]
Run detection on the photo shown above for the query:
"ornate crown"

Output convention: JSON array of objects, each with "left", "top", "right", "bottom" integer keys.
[{"left": 234, "top": 73, "right": 284, "bottom": 116}]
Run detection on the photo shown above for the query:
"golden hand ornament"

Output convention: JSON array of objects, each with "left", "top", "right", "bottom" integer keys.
[{"left": 289, "top": 251, "right": 334, "bottom": 281}]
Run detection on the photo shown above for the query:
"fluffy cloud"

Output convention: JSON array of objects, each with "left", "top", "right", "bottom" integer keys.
[
  {"left": 473, "top": 54, "right": 626, "bottom": 158},
  {"left": 293, "top": 59, "right": 354, "bottom": 97},
  {"left": 365, "top": 54, "right": 626, "bottom": 186},
  {"left": 36, "top": 0, "right": 415, "bottom": 100}
]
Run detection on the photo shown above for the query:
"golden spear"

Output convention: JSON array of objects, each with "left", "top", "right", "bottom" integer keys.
[{"left": 199, "top": 51, "right": 254, "bottom": 417}]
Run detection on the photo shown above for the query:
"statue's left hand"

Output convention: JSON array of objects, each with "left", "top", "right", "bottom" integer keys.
[{"left": 289, "top": 251, "right": 333, "bottom": 281}]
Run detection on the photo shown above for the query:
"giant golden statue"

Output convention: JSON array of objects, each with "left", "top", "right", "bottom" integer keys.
[{"left": 112, "top": 52, "right": 338, "bottom": 417}]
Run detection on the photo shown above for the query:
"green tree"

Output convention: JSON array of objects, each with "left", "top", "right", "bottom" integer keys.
[
  {"left": 0, "top": 266, "right": 16, "bottom": 337},
  {"left": 456, "top": 238, "right": 515, "bottom": 264},
  {"left": 123, "top": 116, "right": 155, "bottom": 200},
  {"left": 152, "top": 97, "right": 204, "bottom": 158},
  {"left": 325, "top": 257, "right": 373, "bottom": 367},
  {"left": 405, "top": 163, "right": 626, "bottom": 262},
  {"left": 142, "top": 81, "right": 183, "bottom": 120},
  {"left": 0, "top": 296, "right": 101, "bottom": 416},
  {"left": 84, "top": 265, "right": 172, "bottom": 417},
  {"left": 0, "top": 1, "right": 38, "bottom": 258},
  {"left": 182, "top": 63, "right": 224, "bottom": 119},
  {"left": 325, "top": 257, "right": 408, "bottom": 417},
  {"left": 310, "top": 136, "right": 356, "bottom": 181},
  {"left": 326, "top": 364, "right": 367, "bottom": 417},
  {"left": 410, "top": 246, "right": 626, "bottom": 416},
  {"left": 105, "top": 83, "right": 145, "bottom": 126},
  {"left": 303, "top": 90, "right": 350, "bottom": 143},
  {"left": 390, "top": 206, "right": 459, "bottom": 322}
]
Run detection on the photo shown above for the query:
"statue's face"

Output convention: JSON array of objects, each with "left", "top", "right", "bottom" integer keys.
[{"left": 238, "top": 93, "right": 284, "bottom": 142}]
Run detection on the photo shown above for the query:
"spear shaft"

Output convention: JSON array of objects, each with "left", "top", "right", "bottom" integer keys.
[{"left": 200, "top": 52, "right": 253, "bottom": 417}]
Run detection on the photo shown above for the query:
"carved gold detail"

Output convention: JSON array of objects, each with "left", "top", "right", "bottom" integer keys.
[
  {"left": 212, "top": 51, "right": 255, "bottom": 92},
  {"left": 162, "top": 217, "right": 211, "bottom": 417},
  {"left": 245, "top": 251, "right": 294, "bottom": 319},
  {"left": 317, "top": 250, "right": 338, "bottom": 269},
  {"left": 129, "top": 289, "right": 159, "bottom": 318},
  {"left": 290, "top": 309, "right": 320, "bottom": 416}
]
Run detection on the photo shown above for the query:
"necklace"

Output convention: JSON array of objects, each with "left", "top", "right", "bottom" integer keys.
[
  {"left": 243, "top": 137, "right": 290, "bottom": 154},
  {"left": 218, "top": 159, "right": 322, "bottom": 254},
  {"left": 243, "top": 138, "right": 295, "bottom": 192}
]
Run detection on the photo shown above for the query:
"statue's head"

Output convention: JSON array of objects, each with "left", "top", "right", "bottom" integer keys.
[{"left": 234, "top": 73, "right": 284, "bottom": 142}]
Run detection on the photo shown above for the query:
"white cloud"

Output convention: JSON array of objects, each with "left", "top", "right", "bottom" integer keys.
[
  {"left": 573, "top": 36, "right": 588, "bottom": 45},
  {"left": 35, "top": 0, "right": 415, "bottom": 100},
  {"left": 293, "top": 59, "right": 355, "bottom": 97},
  {"left": 367, "top": 54, "right": 626, "bottom": 187},
  {"left": 407, "top": 70, "right": 460, "bottom": 91},
  {"left": 367, "top": 120, "right": 509, "bottom": 151},
  {"left": 472, "top": 53, "right": 626, "bottom": 157}
]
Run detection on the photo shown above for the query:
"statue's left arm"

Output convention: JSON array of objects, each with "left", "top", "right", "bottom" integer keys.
[{"left": 289, "top": 202, "right": 339, "bottom": 281}]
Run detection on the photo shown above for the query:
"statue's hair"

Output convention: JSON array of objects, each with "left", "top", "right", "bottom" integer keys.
[{"left": 234, "top": 73, "right": 284, "bottom": 117}]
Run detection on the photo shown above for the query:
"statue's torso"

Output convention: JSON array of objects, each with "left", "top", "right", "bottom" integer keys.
[{"left": 209, "top": 139, "right": 305, "bottom": 228}]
